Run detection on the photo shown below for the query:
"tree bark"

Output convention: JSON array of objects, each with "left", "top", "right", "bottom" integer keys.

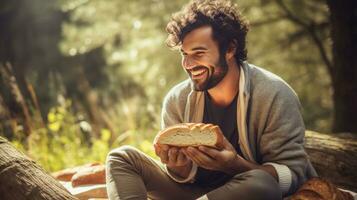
[
  {"left": 1, "top": 131, "right": 356, "bottom": 198},
  {"left": 0, "top": 63, "right": 33, "bottom": 136},
  {"left": 277, "top": 0, "right": 357, "bottom": 133},
  {"left": 326, "top": 0, "right": 357, "bottom": 132},
  {"left": 305, "top": 130, "right": 357, "bottom": 192},
  {"left": 0, "top": 136, "right": 78, "bottom": 200}
]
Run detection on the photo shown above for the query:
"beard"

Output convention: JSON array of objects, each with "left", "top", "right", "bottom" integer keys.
[{"left": 189, "top": 54, "right": 228, "bottom": 91}]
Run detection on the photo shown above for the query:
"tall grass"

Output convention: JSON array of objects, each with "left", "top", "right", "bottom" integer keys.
[{"left": 10, "top": 99, "right": 158, "bottom": 172}]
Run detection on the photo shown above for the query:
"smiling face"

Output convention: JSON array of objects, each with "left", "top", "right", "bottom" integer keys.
[{"left": 180, "top": 26, "right": 228, "bottom": 91}]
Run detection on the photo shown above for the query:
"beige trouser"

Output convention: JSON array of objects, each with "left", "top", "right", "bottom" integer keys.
[{"left": 106, "top": 145, "right": 282, "bottom": 200}]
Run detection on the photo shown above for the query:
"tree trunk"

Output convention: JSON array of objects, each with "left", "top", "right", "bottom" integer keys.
[
  {"left": 326, "top": 0, "right": 357, "bottom": 132},
  {"left": 0, "top": 63, "right": 33, "bottom": 136},
  {"left": 305, "top": 130, "right": 357, "bottom": 192},
  {"left": 1, "top": 131, "right": 355, "bottom": 199},
  {"left": 0, "top": 136, "right": 78, "bottom": 200}
]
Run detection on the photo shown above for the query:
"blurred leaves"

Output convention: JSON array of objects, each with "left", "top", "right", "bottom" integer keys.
[{"left": 1, "top": 0, "right": 336, "bottom": 170}]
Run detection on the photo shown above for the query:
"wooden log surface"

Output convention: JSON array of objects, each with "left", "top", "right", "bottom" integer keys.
[
  {"left": 305, "top": 131, "right": 357, "bottom": 192},
  {"left": 0, "top": 136, "right": 78, "bottom": 200},
  {"left": 0, "top": 130, "right": 356, "bottom": 199}
]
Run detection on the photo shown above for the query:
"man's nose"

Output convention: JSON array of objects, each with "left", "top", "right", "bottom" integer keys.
[{"left": 182, "top": 57, "right": 196, "bottom": 70}]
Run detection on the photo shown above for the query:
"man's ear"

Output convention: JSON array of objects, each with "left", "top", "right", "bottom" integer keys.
[{"left": 225, "top": 41, "right": 237, "bottom": 60}]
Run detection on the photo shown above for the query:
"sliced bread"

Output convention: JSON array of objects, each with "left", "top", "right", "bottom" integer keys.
[{"left": 154, "top": 123, "right": 223, "bottom": 148}]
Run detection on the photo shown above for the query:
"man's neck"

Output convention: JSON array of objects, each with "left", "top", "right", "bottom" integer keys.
[{"left": 207, "top": 59, "right": 240, "bottom": 107}]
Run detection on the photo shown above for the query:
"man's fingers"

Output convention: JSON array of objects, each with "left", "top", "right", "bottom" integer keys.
[
  {"left": 221, "top": 136, "right": 235, "bottom": 151},
  {"left": 177, "top": 149, "right": 189, "bottom": 165},
  {"left": 161, "top": 144, "right": 169, "bottom": 151},
  {"left": 168, "top": 147, "right": 178, "bottom": 163},
  {"left": 185, "top": 150, "right": 201, "bottom": 165},
  {"left": 198, "top": 146, "right": 219, "bottom": 159},
  {"left": 159, "top": 147, "right": 169, "bottom": 163},
  {"left": 186, "top": 147, "right": 214, "bottom": 167}
]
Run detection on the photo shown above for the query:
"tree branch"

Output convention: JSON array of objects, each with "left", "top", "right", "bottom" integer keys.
[
  {"left": 276, "top": 0, "right": 333, "bottom": 75},
  {"left": 276, "top": 0, "right": 309, "bottom": 27},
  {"left": 250, "top": 15, "right": 287, "bottom": 27},
  {"left": 280, "top": 21, "right": 329, "bottom": 48},
  {"left": 309, "top": 23, "right": 333, "bottom": 75}
]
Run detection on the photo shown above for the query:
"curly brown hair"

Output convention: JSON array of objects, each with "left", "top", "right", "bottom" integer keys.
[{"left": 166, "top": 0, "right": 249, "bottom": 65}]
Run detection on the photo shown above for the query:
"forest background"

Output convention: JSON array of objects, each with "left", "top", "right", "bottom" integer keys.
[{"left": 0, "top": 0, "right": 356, "bottom": 172}]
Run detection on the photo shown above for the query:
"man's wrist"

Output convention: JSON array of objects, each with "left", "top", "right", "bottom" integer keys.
[
  {"left": 229, "top": 156, "right": 279, "bottom": 182},
  {"left": 227, "top": 155, "right": 251, "bottom": 175},
  {"left": 167, "top": 161, "right": 193, "bottom": 179}
]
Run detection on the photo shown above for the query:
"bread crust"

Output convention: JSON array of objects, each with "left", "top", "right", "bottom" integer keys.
[
  {"left": 52, "top": 162, "right": 100, "bottom": 181},
  {"left": 71, "top": 165, "right": 106, "bottom": 187},
  {"left": 154, "top": 123, "right": 223, "bottom": 148},
  {"left": 290, "top": 178, "right": 354, "bottom": 200}
]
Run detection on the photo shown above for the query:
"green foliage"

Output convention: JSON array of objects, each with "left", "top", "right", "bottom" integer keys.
[
  {"left": 3, "top": 0, "right": 335, "bottom": 171},
  {"left": 58, "top": 0, "right": 332, "bottom": 132},
  {"left": 10, "top": 98, "right": 158, "bottom": 172},
  {"left": 239, "top": 0, "right": 332, "bottom": 132}
]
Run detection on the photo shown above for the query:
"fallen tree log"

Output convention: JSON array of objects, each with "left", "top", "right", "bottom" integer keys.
[
  {"left": 0, "top": 136, "right": 78, "bottom": 200},
  {"left": 1, "top": 130, "right": 356, "bottom": 199},
  {"left": 304, "top": 131, "right": 357, "bottom": 192}
]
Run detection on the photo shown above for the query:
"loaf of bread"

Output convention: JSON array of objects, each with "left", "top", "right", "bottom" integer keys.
[
  {"left": 52, "top": 162, "right": 101, "bottom": 181},
  {"left": 290, "top": 178, "right": 353, "bottom": 200},
  {"left": 71, "top": 165, "right": 106, "bottom": 187},
  {"left": 154, "top": 123, "right": 223, "bottom": 148},
  {"left": 60, "top": 179, "right": 107, "bottom": 199}
]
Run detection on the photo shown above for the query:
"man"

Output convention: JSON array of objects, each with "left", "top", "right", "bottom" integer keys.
[{"left": 106, "top": 0, "right": 317, "bottom": 199}]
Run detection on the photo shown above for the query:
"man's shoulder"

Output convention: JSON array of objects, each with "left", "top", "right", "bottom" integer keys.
[
  {"left": 247, "top": 63, "right": 299, "bottom": 100},
  {"left": 163, "top": 79, "right": 192, "bottom": 103},
  {"left": 248, "top": 63, "right": 288, "bottom": 88}
]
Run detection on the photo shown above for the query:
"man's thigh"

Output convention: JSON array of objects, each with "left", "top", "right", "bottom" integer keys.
[
  {"left": 205, "top": 169, "right": 282, "bottom": 200},
  {"left": 106, "top": 145, "right": 207, "bottom": 200}
]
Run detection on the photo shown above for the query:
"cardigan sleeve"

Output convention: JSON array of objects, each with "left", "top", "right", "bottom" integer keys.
[
  {"left": 258, "top": 82, "right": 314, "bottom": 196},
  {"left": 160, "top": 91, "right": 198, "bottom": 183}
]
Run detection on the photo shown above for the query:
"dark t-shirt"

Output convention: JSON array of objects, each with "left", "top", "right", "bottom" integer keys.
[{"left": 194, "top": 91, "right": 242, "bottom": 187}]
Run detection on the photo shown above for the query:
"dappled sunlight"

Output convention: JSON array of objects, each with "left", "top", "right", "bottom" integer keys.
[{"left": 0, "top": 0, "right": 350, "bottom": 173}]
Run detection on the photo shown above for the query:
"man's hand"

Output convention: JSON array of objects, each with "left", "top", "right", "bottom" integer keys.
[
  {"left": 184, "top": 136, "right": 279, "bottom": 181},
  {"left": 183, "top": 136, "right": 242, "bottom": 175},
  {"left": 154, "top": 144, "right": 192, "bottom": 178}
]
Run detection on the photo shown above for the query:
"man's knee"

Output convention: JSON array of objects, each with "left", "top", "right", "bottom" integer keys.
[
  {"left": 233, "top": 169, "right": 282, "bottom": 200},
  {"left": 106, "top": 145, "right": 141, "bottom": 167}
]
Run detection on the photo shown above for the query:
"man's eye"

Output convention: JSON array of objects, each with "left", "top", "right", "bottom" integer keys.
[{"left": 195, "top": 52, "right": 204, "bottom": 57}]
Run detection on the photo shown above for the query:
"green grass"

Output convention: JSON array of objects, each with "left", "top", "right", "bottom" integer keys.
[{"left": 10, "top": 100, "right": 158, "bottom": 172}]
